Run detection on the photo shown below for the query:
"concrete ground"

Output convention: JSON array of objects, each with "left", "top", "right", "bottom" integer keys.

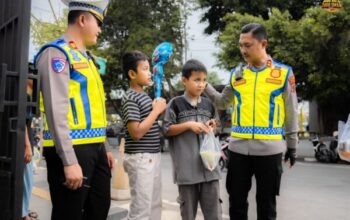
[{"left": 29, "top": 139, "right": 350, "bottom": 220}]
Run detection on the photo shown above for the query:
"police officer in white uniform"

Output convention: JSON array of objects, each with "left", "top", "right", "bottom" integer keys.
[{"left": 34, "top": 1, "right": 114, "bottom": 219}]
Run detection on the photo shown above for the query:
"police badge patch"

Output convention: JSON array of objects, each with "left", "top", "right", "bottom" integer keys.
[
  {"left": 51, "top": 57, "right": 66, "bottom": 73},
  {"left": 270, "top": 69, "right": 281, "bottom": 78}
]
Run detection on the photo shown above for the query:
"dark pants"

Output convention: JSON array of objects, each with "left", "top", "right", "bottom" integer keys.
[
  {"left": 44, "top": 143, "right": 111, "bottom": 220},
  {"left": 226, "top": 151, "right": 283, "bottom": 220},
  {"left": 177, "top": 180, "right": 222, "bottom": 220}
]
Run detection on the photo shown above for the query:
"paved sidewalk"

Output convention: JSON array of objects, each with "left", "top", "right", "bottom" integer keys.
[{"left": 28, "top": 139, "right": 331, "bottom": 220}]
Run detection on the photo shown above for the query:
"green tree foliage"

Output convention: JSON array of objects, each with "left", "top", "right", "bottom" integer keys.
[
  {"left": 98, "top": 0, "right": 184, "bottom": 98},
  {"left": 31, "top": 1, "right": 185, "bottom": 99},
  {"left": 197, "top": 0, "right": 321, "bottom": 34},
  {"left": 217, "top": 2, "right": 350, "bottom": 132},
  {"left": 31, "top": 12, "right": 67, "bottom": 47},
  {"left": 207, "top": 71, "right": 222, "bottom": 85}
]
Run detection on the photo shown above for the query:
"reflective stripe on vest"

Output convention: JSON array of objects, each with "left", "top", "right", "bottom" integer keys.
[
  {"left": 230, "top": 61, "right": 290, "bottom": 140},
  {"left": 35, "top": 39, "right": 107, "bottom": 147}
]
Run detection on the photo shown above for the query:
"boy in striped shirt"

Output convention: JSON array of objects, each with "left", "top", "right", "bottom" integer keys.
[{"left": 121, "top": 50, "right": 166, "bottom": 220}]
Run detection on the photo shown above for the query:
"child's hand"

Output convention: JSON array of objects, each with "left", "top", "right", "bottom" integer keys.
[
  {"left": 189, "top": 122, "right": 209, "bottom": 134},
  {"left": 24, "top": 143, "right": 32, "bottom": 164},
  {"left": 206, "top": 119, "right": 217, "bottom": 130},
  {"left": 152, "top": 98, "right": 167, "bottom": 115}
]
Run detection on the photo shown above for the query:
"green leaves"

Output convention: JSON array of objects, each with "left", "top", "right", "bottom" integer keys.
[
  {"left": 31, "top": 11, "right": 67, "bottom": 48},
  {"left": 98, "top": 0, "right": 184, "bottom": 96},
  {"left": 197, "top": 0, "right": 320, "bottom": 34},
  {"left": 217, "top": 2, "right": 350, "bottom": 107}
]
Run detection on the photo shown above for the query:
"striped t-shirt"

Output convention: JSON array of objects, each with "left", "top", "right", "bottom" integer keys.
[{"left": 121, "top": 89, "right": 161, "bottom": 153}]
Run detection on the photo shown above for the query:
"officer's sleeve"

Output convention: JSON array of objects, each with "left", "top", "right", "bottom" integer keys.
[
  {"left": 203, "top": 83, "right": 234, "bottom": 110},
  {"left": 36, "top": 47, "right": 78, "bottom": 166},
  {"left": 163, "top": 98, "right": 177, "bottom": 134},
  {"left": 208, "top": 100, "right": 221, "bottom": 129},
  {"left": 104, "top": 139, "right": 112, "bottom": 151},
  {"left": 283, "top": 71, "right": 299, "bottom": 149}
]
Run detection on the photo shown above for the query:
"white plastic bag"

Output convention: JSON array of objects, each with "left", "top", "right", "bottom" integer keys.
[
  {"left": 200, "top": 132, "right": 221, "bottom": 171},
  {"left": 338, "top": 114, "right": 350, "bottom": 162}
]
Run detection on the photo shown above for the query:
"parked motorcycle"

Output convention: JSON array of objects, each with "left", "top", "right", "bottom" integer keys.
[
  {"left": 311, "top": 134, "right": 339, "bottom": 163},
  {"left": 219, "top": 135, "right": 230, "bottom": 170}
]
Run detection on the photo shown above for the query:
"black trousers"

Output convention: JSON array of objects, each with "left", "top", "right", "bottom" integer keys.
[
  {"left": 226, "top": 151, "right": 283, "bottom": 220},
  {"left": 44, "top": 143, "right": 111, "bottom": 220}
]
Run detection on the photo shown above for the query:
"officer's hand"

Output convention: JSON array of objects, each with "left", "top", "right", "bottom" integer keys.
[
  {"left": 24, "top": 144, "right": 33, "bottom": 164},
  {"left": 63, "top": 163, "right": 83, "bottom": 190},
  {"left": 206, "top": 119, "right": 217, "bottom": 130},
  {"left": 284, "top": 148, "right": 297, "bottom": 168},
  {"left": 106, "top": 151, "right": 115, "bottom": 169}
]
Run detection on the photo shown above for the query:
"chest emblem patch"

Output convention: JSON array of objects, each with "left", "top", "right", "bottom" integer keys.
[{"left": 270, "top": 69, "right": 281, "bottom": 78}]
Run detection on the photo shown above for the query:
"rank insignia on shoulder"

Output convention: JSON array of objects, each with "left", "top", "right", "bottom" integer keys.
[
  {"left": 270, "top": 69, "right": 281, "bottom": 78},
  {"left": 51, "top": 57, "right": 66, "bottom": 73},
  {"left": 267, "top": 60, "right": 272, "bottom": 67},
  {"left": 266, "top": 78, "right": 282, "bottom": 85},
  {"left": 69, "top": 41, "right": 78, "bottom": 49},
  {"left": 72, "top": 62, "right": 89, "bottom": 69},
  {"left": 234, "top": 79, "right": 246, "bottom": 87}
]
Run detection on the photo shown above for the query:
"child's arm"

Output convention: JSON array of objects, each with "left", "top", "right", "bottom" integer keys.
[
  {"left": 24, "top": 126, "right": 32, "bottom": 164},
  {"left": 127, "top": 98, "right": 166, "bottom": 140},
  {"left": 166, "top": 121, "right": 209, "bottom": 136}
]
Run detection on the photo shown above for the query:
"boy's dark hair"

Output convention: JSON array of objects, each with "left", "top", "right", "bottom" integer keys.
[
  {"left": 182, "top": 59, "right": 207, "bottom": 79},
  {"left": 122, "top": 50, "right": 149, "bottom": 80},
  {"left": 241, "top": 23, "right": 268, "bottom": 41},
  {"left": 68, "top": 11, "right": 102, "bottom": 27}
]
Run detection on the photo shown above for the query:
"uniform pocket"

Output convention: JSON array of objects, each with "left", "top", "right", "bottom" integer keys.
[
  {"left": 176, "top": 196, "right": 185, "bottom": 208},
  {"left": 233, "top": 107, "right": 236, "bottom": 124},
  {"left": 277, "top": 104, "right": 280, "bottom": 125},
  {"left": 275, "top": 164, "right": 283, "bottom": 196},
  {"left": 70, "top": 98, "right": 79, "bottom": 124}
]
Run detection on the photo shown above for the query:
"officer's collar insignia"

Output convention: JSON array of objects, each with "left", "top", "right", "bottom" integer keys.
[
  {"left": 69, "top": 41, "right": 78, "bottom": 49},
  {"left": 270, "top": 69, "right": 281, "bottom": 78},
  {"left": 266, "top": 60, "right": 272, "bottom": 68},
  {"left": 51, "top": 57, "right": 66, "bottom": 73}
]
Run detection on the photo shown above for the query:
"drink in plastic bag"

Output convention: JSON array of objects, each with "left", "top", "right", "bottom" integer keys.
[{"left": 200, "top": 132, "right": 221, "bottom": 171}]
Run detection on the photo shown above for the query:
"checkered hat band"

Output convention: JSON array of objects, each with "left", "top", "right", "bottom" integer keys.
[{"left": 69, "top": 2, "right": 104, "bottom": 15}]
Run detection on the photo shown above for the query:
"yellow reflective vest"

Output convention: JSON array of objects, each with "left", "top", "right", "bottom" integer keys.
[
  {"left": 230, "top": 61, "right": 291, "bottom": 140},
  {"left": 35, "top": 39, "right": 107, "bottom": 147}
]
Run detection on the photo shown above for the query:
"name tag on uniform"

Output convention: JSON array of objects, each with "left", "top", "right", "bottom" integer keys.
[
  {"left": 234, "top": 79, "right": 246, "bottom": 86},
  {"left": 266, "top": 78, "right": 282, "bottom": 85},
  {"left": 72, "top": 62, "right": 89, "bottom": 69}
]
